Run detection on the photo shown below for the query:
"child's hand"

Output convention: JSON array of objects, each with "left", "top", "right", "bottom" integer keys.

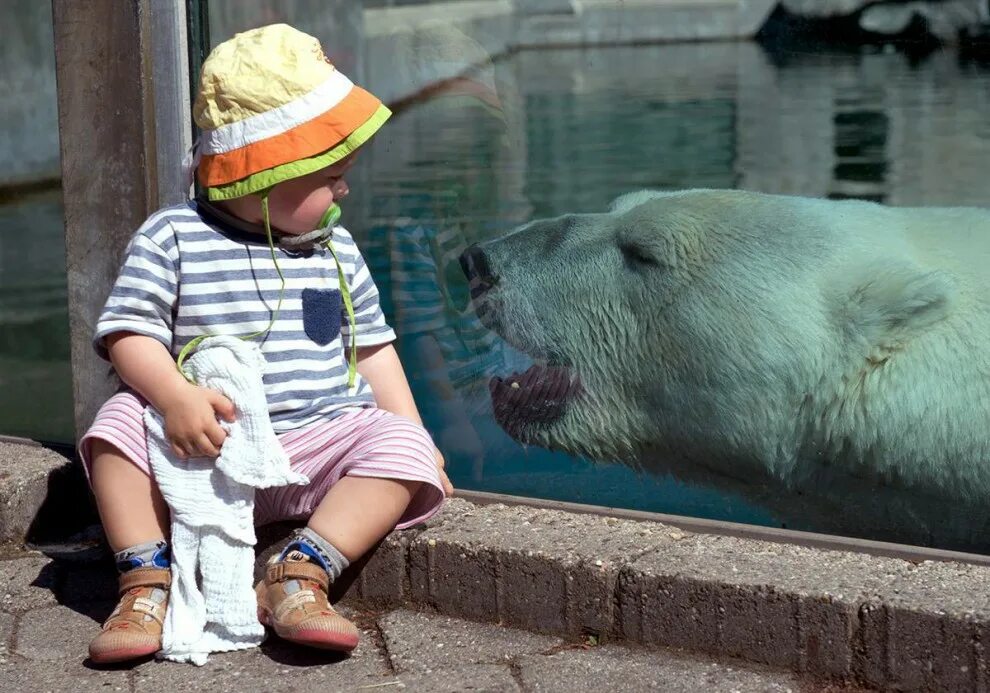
[
  {"left": 160, "top": 382, "right": 237, "bottom": 459},
  {"left": 434, "top": 448, "right": 454, "bottom": 497}
]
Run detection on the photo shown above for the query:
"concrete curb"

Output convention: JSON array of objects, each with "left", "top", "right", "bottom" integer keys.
[
  {"left": 343, "top": 498, "right": 990, "bottom": 692},
  {"left": 0, "top": 438, "right": 85, "bottom": 544}
]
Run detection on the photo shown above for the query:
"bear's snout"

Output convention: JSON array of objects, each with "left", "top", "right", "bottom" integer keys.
[{"left": 460, "top": 244, "right": 499, "bottom": 298}]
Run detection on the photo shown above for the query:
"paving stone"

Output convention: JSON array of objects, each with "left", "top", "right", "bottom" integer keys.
[
  {"left": 626, "top": 532, "right": 914, "bottom": 606},
  {"left": 516, "top": 646, "right": 803, "bottom": 693},
  {"left": 883, "top": 608, "right": 976, "bottom": 692},
  {"left": 0, "top": 612, "right": 13, "bottom": 664},
  {"left": 7, "top": 493, "right": 982, "bottom": 691},
  {"left": 132, "top": 605, "right": 391, "bottom": 692},
  {"left": 882, "top": 559, "right": 990, "bottom": 618},
  {"left": 856, "top": 560, "right": 990, "bottom": 692},
  {"left": 385, "top": 663, "right": 520, "bottom": 691},
  {"left": 13, "top": 602, "right": 109, "bottom": 662},
  {"left": 353, "top": 531, "right": 409, "bottom": 605},
  {"left": 59, "top": 560, "right": 118, "bottom": 606},
  {"left": 133, "top": 642, "right": 393, "bottom": 692},
  {"left": 28, "top": 523, "right": 109, "bottom": 563},
  {"left": 379, "top": 608, "right": 561, "bottom": 674},
  {"left": 411, "top": 533, "right": 500, "bottom": 623},
  {"left": 0, "top": 554, "right": 59, "bottom": 613},
  {"left": 134, "top": 648, "right": 275, "bottom": 692},
  {"left": 134, "top": 648, "right": 283, "bottom": 693},
  {"left": 0, "top": 658, "right": 130, "bottom": 692},
  {"left": 265, "top": 615, "right": 394, "bottom": 689}
]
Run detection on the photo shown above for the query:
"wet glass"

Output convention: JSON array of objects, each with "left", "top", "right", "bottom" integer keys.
[
  {"left": 6, "top": 0, "right": 975, "bottom": 551},
  {"left": 201, "top": 1, "right": 990, "bottom": 553}
]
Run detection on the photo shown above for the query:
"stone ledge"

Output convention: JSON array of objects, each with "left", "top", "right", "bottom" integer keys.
[
  {"left": 0, "top": 438, "right": 90, "bottom": 544},
  {"left": 344, "top": 498, "right": 990, "bottom": 692}
]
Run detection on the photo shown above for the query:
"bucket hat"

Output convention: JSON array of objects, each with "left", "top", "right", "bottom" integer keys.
[{"left": 194, "top": 23, "right": 390, "bottom": 201}]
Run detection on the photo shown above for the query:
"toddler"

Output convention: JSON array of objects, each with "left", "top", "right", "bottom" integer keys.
[{"left": 79, "top": 24, "right": 449, "bottom": 664}]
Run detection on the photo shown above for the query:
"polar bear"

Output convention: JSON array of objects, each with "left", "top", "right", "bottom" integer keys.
[{"left": 460, "top": 189, "right": 990, "bottom": 550}]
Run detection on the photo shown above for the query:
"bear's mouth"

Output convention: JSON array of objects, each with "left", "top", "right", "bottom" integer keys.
[
  {"left": 489, "top": 363, "right": 583, "bottom": 439},
  {"left": 466, "top": 283, "right": 583, "bottom": 439}
]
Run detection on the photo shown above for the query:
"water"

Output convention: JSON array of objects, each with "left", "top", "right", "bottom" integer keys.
[
  {"left": 3, "top": 39, "right": 990, "bottom": 547},
  {"left": 0, "top": 188, "right": 73, "bottom": 442},
  {"left": 0, "top": 1, "right": 59, "bottom": 187}
]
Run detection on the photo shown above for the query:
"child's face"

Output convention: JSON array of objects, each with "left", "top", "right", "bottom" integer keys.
[{"left": 264, "top": 153, "right": 358, "bottom": 233}]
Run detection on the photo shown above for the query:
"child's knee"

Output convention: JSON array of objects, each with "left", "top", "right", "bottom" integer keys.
[{"left": 89, "top": 437, "right": 129, "bottom": 461}]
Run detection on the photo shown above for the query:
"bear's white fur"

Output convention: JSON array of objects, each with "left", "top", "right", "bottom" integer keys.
[{"left": 474, "top": 189, "right": 990, "bottom": 549}]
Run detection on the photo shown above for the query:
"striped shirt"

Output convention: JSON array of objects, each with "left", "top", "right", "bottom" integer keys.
[{"left": 94, "top": 201, "right": 396, "bottom": 432}]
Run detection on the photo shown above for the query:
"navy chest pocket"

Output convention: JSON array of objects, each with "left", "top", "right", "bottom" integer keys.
[{"left": 302, "top": 288, "right": 343, "bottom": 346}]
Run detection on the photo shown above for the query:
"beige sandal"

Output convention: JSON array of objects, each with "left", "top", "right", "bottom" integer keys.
[
  {"left": 89, "top": 567, "right": 170, "bottom": 664},
  {"left": 255, "top": 551, "right": 359, "bottom": 652}
]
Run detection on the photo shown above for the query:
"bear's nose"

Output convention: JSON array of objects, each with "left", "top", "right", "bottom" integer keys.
[{"left": 460, "top": 244, "right": 498, "bottom": 297}]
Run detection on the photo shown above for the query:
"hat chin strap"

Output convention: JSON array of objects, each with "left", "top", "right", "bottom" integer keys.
[{"left": 195, "top": 196, "right": 341, "bottom": 250}]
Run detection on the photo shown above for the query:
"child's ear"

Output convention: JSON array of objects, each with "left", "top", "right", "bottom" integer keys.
[{"left": 839, "top": 262, "right": 955, "bottom": 349}]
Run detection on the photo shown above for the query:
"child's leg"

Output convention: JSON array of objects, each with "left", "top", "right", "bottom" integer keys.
[
  {"left": 81, "top": 393, "right": 172, "bottom": 664},
  {"left": 306, "top": 476, "right": 421, "bottom": 561},
  {"left": 255, "top": 476, "right": 427, "bottom": 653},
  {"left": 255, "top": 409, "right": 444, "bottom": 652},
  {"left": 89, "top": 438, "right": 170, "bottom": 552}
]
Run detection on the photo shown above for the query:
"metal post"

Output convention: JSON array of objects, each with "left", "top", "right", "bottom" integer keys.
[
  {"left": 152, "top": 0, "right": 194, "bottom": 207},
  {"left": 52, "top": 0, "right": 192, "bottom": 438}
]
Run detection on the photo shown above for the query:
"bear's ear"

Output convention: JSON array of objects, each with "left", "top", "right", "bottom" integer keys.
[
  {"left": 842, "top": 263, "right": 955, "bottom": 346},
  {"left": 609, "top": 190, "right": 668, "bottom": 214}
]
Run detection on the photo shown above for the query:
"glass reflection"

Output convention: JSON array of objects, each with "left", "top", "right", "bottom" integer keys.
[{"left": 202, "top": 4, "right": 990, "bottom": 551}]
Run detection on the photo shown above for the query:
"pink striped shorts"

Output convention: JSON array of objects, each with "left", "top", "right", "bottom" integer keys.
[{"left": 79, "top": 392, "right": 446, "bottom": 529}]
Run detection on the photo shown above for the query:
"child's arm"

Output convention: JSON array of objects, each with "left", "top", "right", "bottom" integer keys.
[
  {"left": 356, "top": 343, "right": 454, "bottom": 496},
  {"left": 107, "top": 331, "right": 236, "bottom": 459},
  {"left": 354, "top": 343, "right": 422, "bottom": 423}
]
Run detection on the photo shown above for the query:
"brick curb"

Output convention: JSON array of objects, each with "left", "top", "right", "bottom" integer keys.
[{"left": 344, "top": 498, "right": 990, "bottom": 692}]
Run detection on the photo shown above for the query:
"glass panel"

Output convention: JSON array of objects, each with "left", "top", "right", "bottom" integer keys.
[
  {"left": 0, "top": 1, "right": 73, "bottom": 443},
  {"left": 198, "top": 3, "right": 990, "bottom": 552}
]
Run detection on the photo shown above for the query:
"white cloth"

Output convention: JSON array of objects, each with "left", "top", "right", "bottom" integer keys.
[{"left": 145, "top": 336, "right": 308, "bottom": 665}]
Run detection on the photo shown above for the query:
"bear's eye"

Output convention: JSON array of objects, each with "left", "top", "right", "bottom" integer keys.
[{"left": 620, "top": 242, "right": 659, "bottom": 269}]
